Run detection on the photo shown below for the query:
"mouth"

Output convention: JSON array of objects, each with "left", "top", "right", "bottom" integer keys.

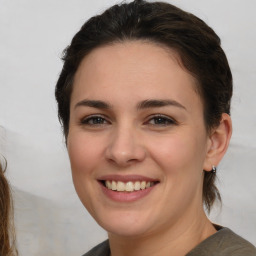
[
  {"left": 98, "top": 175, "right": 159, "bottom": 202},
  {"left": 101, "top": 180, "right": 158, "bottom": 192}
]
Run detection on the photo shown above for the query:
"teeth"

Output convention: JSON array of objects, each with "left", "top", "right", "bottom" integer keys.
[
  {"left": 116, "top": 181, "right": 125, "bottom": 191},
  {"left": 134, "top": 181, "right": 141, "bottom": 191},
  {"left": 112, "top": 181, "right": 117, "bottom": 190},
  {"left": 126, "top": 182, "right": 134, "bottom": 192},
  {"left": 106, "top": 180, "right": 111, "bottom": 189},
  {"left": 104, "top": 180, "right": 155, "bottom": 192},
  {"left": 141, "top": 181, "right": 146, "bottom": 189}
]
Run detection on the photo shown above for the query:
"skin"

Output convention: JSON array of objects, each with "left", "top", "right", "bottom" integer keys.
[{"left": 67, "top": 41, "right": 232, "bottom": 256}]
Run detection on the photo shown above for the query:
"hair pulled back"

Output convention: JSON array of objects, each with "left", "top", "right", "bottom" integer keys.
[{"left": 55, "top": 0, "right": 232, "bottom": 211}]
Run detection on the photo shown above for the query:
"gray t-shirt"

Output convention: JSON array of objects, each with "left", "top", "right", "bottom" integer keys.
[{"left": 83, "top": 227, "right": 256, "bottom": 256}]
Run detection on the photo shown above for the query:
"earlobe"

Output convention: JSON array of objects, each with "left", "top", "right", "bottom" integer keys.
[{"left": 203, "top": 113, "right": 232, "bottom": 172}]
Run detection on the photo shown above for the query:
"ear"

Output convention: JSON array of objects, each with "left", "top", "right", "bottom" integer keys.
[{"left": 203, "top": 113, "right": 232, "bottom": 172}]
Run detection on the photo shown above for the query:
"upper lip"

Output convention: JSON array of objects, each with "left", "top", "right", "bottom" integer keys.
[{"left": 98, "top": 174, "right": 159, "bottom": 182}]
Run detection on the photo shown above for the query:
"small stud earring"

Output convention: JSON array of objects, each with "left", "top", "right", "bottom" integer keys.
[{"left": 211, "top": 165, "right": 217, "bottom": 173}]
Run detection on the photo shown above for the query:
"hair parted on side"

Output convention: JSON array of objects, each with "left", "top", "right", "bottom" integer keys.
[{"left": 55, "top": 0, "right": 232, "bottom": 212}]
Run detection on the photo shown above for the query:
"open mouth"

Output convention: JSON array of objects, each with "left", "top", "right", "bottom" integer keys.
[{"left": 100, "top": 180, "right": 158, "bottom": 192}]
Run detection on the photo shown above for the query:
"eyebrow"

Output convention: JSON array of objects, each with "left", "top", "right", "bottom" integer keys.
[
  {"left": 74, "top": 99, "right": 186, "bottom": 111},
  {"left": 74, "top": 100, "right": 111, "bottom": 110},
  {"left": 137, "top": 99, "right": 186, "bottom": 110}
]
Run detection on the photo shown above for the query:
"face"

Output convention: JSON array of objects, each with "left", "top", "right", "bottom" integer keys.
[{"left": 67, "top": 41, "right": 212, "bottom": 238}]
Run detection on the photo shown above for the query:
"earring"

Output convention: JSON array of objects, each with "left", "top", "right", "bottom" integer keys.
[{"left": 211, "top": 165, "right": 217, "bottom": 173}]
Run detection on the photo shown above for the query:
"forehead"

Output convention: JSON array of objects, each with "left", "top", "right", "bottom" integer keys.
[
  {"left": 76, "top": 40, "right": 191, "bottom": 78},
  {"left": 72, "top": 41, "right": 201, "bottom": 110}
]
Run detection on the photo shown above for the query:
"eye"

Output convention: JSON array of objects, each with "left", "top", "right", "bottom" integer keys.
[
  {"left": 146, "top": 115, "right": 176, "bottom": 126},
  {"left": 80, "top": 115, "right": 109, "bottom": 126}
]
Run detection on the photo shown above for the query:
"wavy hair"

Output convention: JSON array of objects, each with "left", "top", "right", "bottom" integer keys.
[{"left": 0, "top": 158, "right": 18, "bottom": 256}]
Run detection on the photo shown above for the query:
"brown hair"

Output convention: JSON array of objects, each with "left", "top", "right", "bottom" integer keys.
[
  {"left": 0, "top": 159, "right": 18, "bottom": 256},
  {"left": 55, "top": 0, "right": 232, "bottom": 211}
]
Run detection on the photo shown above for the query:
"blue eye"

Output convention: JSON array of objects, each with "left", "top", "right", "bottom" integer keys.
[
  {"left": 81, "top": 115, "right": 108, "bottom": 126},
  {"left": 148, "top": 115, "right": 176, "bottom": 126}
]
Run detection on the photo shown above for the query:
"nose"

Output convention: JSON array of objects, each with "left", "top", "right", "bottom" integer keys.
[{"left": 105, "top": 126, "right": 146, "bottom": 167}]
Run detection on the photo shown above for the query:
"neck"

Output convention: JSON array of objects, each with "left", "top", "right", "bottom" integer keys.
[{"left": 108, "top": 210, "right": 216, "bottom": 256}]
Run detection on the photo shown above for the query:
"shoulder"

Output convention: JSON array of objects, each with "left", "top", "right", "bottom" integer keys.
[
  {"left": 187, "top": 227, "right": 256, "bottom": 256},
  {"left": 217, "top": 228, "right": 256, "bottom": 255},
  {"left": 82, "top": 240, "right": 110, "bottom": 256}
]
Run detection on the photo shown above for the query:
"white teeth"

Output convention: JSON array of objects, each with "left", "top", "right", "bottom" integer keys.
[
  {"left": 117, "top": 181, "right": 125, "bottom": 191},
  {"left": 106, "top": 180, "right": 111, "bottom": 189},
  {"left": 134, "top": 181, "right": 141, "bottom": 191},
  {"left": 104, "top": 180, "right": 155, "bottom": 192},
  {"left": 112, "top": 181, "right": 117, "bottom": 190},
  {"left": 126, "top": 182, "right": 134, "bottom": 192},
  {"left": 141, "top": 181, "right": 146, "bottom": 190}
]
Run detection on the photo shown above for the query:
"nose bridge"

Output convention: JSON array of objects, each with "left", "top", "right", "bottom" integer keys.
[{"left": 105, "top": 121, "right": 146, "bottom": 166}]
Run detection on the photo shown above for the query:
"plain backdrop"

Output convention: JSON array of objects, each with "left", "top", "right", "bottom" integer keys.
[{"left": 0, "top": 0, "right": 255, "bottom": 255}]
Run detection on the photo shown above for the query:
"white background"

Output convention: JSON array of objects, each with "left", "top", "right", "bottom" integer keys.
[{"left": 0, "top": 0, "right": 255, "bottom": 255}]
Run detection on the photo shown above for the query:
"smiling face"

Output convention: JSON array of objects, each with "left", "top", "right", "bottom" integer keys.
[{"left": 67, "top": 41, "right": 212, "bottom": 237}]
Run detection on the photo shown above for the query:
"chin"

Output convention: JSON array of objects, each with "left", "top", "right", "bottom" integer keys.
[
  {"left": 103, "top": 222, "right": 151, "bottom": 238},
  {"left": 93, "top": 209, "right": 155, "bottom": 238}
]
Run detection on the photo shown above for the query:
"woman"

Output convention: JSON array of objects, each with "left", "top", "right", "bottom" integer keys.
[
  {"left": 55, "top": 0, "right": 256, "bottom": 255},
  {"left": 0, "top": 158, "right": 17, "bottom": 256}
]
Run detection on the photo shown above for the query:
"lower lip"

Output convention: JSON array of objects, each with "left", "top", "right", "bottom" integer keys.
[{"left": 99, "top": 182, "right": 156, "bottom": 202}]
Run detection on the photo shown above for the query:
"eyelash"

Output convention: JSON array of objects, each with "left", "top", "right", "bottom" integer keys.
[
  {"left": 80, "top": 114, "right": 177, "bottom": 127},
  {"left": 145, "top": 114, "right": 177, "bottom": 126},
  {"left": 80, "top": 115, "right": 110, "bottom": 126}
]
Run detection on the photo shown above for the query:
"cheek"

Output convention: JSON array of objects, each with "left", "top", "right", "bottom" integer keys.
[
  {"left": 148, "top": 133, "right": 207, "bottom": 211},
  {"left": 67, "top": 132, "right": 106, "bottom": 213},
  {"left": 148, "top": 131, "right": 207, "bottom": 176},
  {"left": 67, "top": 132, "right": 105, "bottom": 177}
]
